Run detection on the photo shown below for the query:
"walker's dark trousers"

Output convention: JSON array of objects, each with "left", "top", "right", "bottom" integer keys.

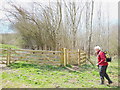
[{"left": 99, "top": 65, "right": 112, "bottom": 84}]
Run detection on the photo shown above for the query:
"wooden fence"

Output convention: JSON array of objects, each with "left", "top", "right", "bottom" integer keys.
[{"left": 0, "top": 48, "right": 87, "bottom": 66}]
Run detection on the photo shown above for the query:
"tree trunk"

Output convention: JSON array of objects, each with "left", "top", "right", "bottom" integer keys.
[{"left": 88, "top": 0, "right": 94, "bottom": 59}]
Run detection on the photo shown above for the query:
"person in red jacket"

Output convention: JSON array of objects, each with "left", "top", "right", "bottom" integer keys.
[{"left": 94, "top": 46, "right": 113, "bottom": 85}]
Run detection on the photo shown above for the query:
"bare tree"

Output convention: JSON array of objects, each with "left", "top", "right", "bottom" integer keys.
[
  {"left": 63, "top": 0, "right": 85, "bottom": 49},
  {"left": 88, "top": 0, "right": 94, "bottom": 59},
  {"left": 107, "top": 4, "right": 110, "bottom": 51},
  {"left": 2, "top": 0, "right": 118, "bottom": 56},
  {"left": 85, "top": 1, "right": 90, "bottom": 51},
  {"left": 97, "top": 2, "right": 102, "bottom": 46}
]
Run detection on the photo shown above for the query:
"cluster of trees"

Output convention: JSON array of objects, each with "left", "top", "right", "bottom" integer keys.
[{"left": 2, "top": 0, "right": 118, "bottom": 56}]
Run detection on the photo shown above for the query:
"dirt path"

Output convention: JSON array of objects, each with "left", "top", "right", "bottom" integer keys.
[
  {"left": 0, "top": 64, "right": 6, "bottom": 67},
  {"left": 65, "top": 65, "right": 80, "bottom": 72}
]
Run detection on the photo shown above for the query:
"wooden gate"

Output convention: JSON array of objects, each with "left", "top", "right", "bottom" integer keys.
[{"left": 0, "top": 48, "right": 87, "bottom": 66}]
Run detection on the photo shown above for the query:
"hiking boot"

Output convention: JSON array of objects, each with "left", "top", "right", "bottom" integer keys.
[
  {"left": 100, "top": 78, "right": 104, "bottom": 84},
  {"left": 108, "top": 81, "right": 113, "bottom": 84},
  {"left": 99, "top": 80, "right": 104, "bottom": 85}
]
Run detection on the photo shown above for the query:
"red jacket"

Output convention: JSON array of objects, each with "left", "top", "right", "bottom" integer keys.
[{"left": 97, "top": 50, "right": 108, "bottom": 66}]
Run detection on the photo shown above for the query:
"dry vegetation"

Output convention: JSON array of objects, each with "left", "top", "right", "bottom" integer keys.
[{"left": 1, "top": 0, "right": 118, "bottom": 56}]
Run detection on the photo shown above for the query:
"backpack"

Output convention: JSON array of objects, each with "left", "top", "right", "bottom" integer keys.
[{"left": 103, "top": 51, "right": 112, "bottom": 62}]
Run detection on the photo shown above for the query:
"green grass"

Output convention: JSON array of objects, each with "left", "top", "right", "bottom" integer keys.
[
  {"left": 0, "top": 71, "right": 2, "bottom": 89},
  {"left": 0, "top": 44, "right": 20, "bottom": 57},
  {"left": 2, "top": 58, "right": 119, "bottom": 88},
  {"left": 0, "top": 44, "right": 20, "bottom": 49},
  {"left": 0, "top": 44, "right": 119, "bottom": 88}
]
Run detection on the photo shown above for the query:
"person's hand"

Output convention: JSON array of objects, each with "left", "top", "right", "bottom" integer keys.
[{"left": 96, "top": 63, "right": 99, "bottom": 68}]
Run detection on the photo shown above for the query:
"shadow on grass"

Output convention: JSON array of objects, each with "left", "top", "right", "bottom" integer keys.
[{"left": 8, "top": 61, "right": 66, "bottom": 71}]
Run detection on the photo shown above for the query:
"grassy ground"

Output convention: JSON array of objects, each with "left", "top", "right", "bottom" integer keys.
[
  {"left": 0, "top": 44, "right": 20, "bottom": 49},
  {"left": 0, "top": 44, "right": 119, "bottom": 88},
  {"left": 1, "top": 58, "right": 119, "bottom": 88}
]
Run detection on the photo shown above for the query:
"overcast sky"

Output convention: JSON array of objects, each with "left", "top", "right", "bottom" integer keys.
[{"left": 0, "top": 0, "right": 119, "bottom": 33}]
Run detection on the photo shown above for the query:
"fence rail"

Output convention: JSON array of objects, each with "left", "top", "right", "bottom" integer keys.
[{"left": 0, "top": 48, "right": 87, "bottom": 66}]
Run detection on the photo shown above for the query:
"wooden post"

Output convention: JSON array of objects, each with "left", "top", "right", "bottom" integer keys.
[
  {"left": 78, "top": 49, "right": 80, "bottom": 65},
  {"left": 64, "top": 48, "right": 67, "bottom": 66},
  {"left": 84, "top": 53, "right": 87, "bottom": 63},
  {"left": 9, "top": 48, "right": 11, "bottom": 64},
  {"left": 6, "top": 48, "right": 9, "bottom": 65},
  {"left": 60, "top": 48, "right": 64, "bottom": 66},
  {"left": 67, "top": 49, "right": 69, "bottom": 64},
  {"left": 6, "top": 48, "right": 11, "bottom": 65}
]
